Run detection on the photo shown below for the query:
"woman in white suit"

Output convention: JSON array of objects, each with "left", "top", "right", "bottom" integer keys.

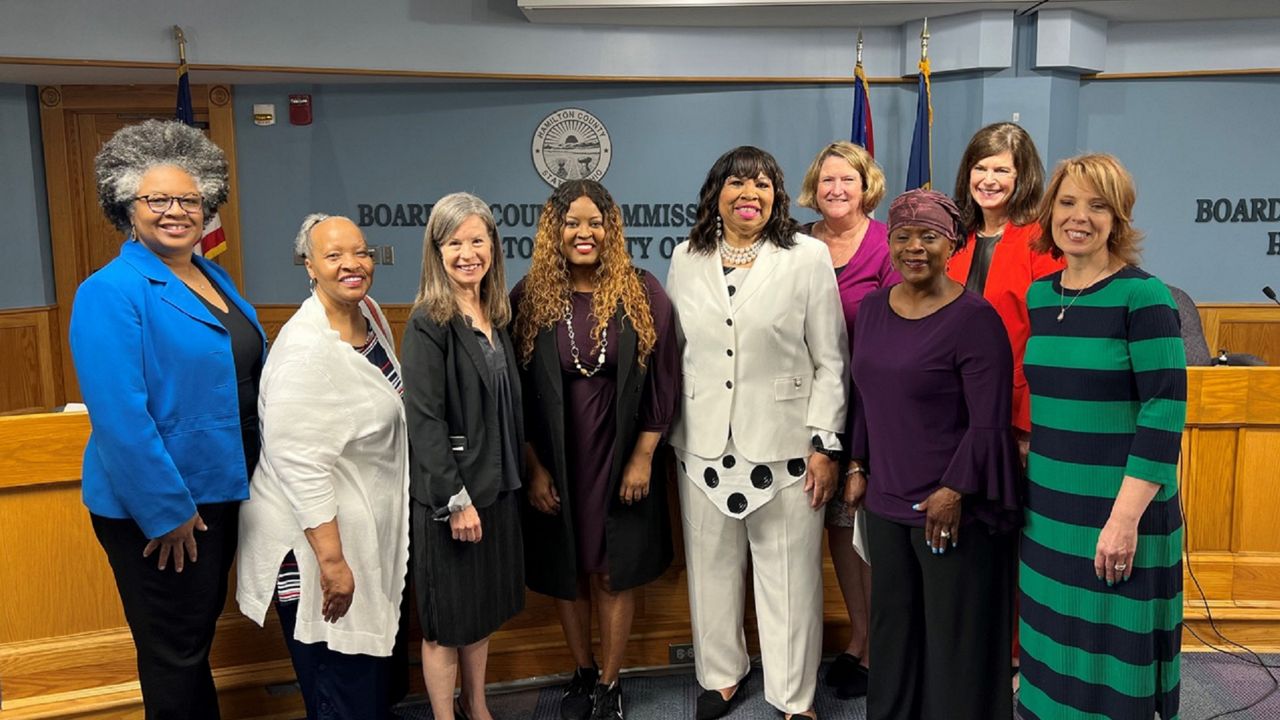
[{"left": 667, "top": 146, "right": 849, "bottom": 720}]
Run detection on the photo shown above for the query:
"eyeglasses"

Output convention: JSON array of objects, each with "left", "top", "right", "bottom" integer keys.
[{"left": 135, "top": 194, "right": 203, "bottom": 214}]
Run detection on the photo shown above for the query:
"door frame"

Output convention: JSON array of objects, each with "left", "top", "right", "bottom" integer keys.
[{"left": 38, "top": 84, "right": 244, "bottom": 401}]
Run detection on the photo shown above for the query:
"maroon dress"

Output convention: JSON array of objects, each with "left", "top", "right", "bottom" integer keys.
[
  {"left": 514, "top": 270, "right": 681, "bottom": 595},
  {"left": 555, "top": 276, "right": 680, "bottom": 574}
]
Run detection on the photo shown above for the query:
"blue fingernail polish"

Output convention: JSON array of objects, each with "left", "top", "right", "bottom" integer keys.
[
  {"left": 911, "top": 503, "right": 920, "bottom": 510},
  {"left": 1107, "top": 581, "right": 1114, "bottom": 587}
]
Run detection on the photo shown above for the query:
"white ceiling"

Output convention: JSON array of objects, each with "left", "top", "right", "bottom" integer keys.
[
  {"left": 2, "top": 0, "right": 1276, "bottom": 85},
  {"left": 518, "top": 0, "right": 1280, "bottom": 27}
]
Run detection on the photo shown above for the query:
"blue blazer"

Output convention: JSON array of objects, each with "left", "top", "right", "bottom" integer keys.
[{"left": 70, "top": 240, "right": 266, "bottom": 538}]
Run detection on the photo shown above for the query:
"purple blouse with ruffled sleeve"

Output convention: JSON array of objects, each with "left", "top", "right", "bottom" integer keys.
[{"left": 849, "top": 288, "right": 1023, "bottom": 532}]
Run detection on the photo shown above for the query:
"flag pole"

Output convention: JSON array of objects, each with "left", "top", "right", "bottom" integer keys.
[
  {"left": 921, "top": 18, "right": 932, "bottom": 188},
  {"left": 856, "top": 29, "right": 864, "bottom": 66},
  {"left": 174, "top": 25, "right": 187, "bottom": 65}
]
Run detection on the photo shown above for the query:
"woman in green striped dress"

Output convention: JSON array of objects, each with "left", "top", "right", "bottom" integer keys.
[{"left": 1019, "top": 153, "right": 1186, "bottom": 720}]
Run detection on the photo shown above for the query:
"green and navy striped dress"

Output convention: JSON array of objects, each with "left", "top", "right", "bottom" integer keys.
[{"left": 1019, "top": 266, "right": 1187, "bottom": 720}]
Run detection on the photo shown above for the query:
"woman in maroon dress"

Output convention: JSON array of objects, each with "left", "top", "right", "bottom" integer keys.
[{"left": 512, "top": 180, "right": 680, "bottom": 720}]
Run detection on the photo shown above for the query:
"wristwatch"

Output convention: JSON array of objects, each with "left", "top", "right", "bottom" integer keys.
[{"left": 812, "top": 434, "right": 843, "bottom": 462}]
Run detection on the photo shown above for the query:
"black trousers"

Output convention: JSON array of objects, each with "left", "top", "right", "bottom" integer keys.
[
  {"left": 92, "top": 501, "right": 240, "bottom": 720},
  {"left": 865, "top": 510, "right": 1014, "bottom": 720},
  {"left": 276, "top": 597, "right": 394, "bottom": 719}
]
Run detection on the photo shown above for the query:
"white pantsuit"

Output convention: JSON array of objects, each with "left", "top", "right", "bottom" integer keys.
[
  {"left": 666, "top": 234, "right": 849, "bottom": 714},
  {"left": 679, "top": 463, "right": 825, "bottom": 712}
]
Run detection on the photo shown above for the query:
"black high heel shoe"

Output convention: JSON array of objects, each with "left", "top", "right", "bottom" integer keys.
[{"left": 695, "top": 685, "right": 739, "bottom": 720}]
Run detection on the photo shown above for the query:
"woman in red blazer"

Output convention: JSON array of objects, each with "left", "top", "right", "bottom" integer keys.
[{"left": 948, "top": 123, "right": 1064, "bottom": 466}]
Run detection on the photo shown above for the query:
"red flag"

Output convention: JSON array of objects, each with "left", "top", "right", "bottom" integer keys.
[{"left": 197, "top": 213, "right": 228, "bottom": 259}]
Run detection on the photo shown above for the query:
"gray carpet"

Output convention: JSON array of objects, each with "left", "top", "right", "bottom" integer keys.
[{"left": 391, "top": 653, "right": 1280, "bottom": 719}]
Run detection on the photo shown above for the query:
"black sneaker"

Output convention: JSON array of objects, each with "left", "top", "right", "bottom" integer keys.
[
  {"left": 589, "top": 681, "right": 623, "bottom": 720},
  {"left": 561, "top": 665, "right": 600, "bottom": 720}
]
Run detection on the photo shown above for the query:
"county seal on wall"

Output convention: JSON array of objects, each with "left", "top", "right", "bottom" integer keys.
[{"left": 532, "top": 107, "right": 612, "bottom": 187}]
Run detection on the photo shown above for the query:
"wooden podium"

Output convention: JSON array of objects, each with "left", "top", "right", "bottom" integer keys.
[{"left": 3, "top": 366, "right": 1279, "bottom": 718}]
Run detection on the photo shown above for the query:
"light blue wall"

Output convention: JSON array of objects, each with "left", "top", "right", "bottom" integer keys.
[
  {"left": 1076, "top": 76, "right": 1280, "bottom": 302},
  {"left": 0, "top": 0, "right": 903, "bottom": 79},
  {"left": 234, "top": 81, "right": 919, "bottom": 303},
  {"left": 2, "top": 3, "right": 1278, "bottom": 306},
  {"left": 0, "top": 84, "right": 54, "bottom": 308}
]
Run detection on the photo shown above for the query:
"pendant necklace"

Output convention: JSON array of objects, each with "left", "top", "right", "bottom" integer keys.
[
  {"left": 564, "top": 299, "right": 608, "bottom": 377},
  {"left": 1058, "top": 263, "right": 1115, "bottom": 322}
]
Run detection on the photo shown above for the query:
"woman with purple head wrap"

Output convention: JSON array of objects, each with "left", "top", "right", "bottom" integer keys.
[{"left": 843, "top": 189, "right": 1023, "bottom": 720}]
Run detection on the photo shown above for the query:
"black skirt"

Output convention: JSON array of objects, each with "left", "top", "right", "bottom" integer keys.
[{"left": 412, "top": 491, "right": 524, "bottom": 647}]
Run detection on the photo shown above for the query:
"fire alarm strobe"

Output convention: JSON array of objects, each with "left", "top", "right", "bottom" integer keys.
[{"left": 289, "top": 94, "right": 313, "bottom": 126}]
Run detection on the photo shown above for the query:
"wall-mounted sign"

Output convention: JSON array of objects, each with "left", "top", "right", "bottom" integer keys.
[
  {"left": 1194, "top": 196, "right": 1280, "bottom": 255},
  {"left": 355, "top": 200, "right": 696, "bottom": 261},
  {"left": 531, "top": 107, "right": 612, "bottom": 187}
]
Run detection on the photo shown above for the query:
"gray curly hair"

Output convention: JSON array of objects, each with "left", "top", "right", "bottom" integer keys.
[{"left": 94, "top": 119, "right": 229, "bottom": 231}]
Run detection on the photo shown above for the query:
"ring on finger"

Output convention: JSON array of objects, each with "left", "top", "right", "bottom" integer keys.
[{"left": 940, "top": 530, "right": 951, "bottom": 538}]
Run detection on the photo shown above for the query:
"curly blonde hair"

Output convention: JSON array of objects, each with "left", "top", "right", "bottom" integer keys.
[{"left": 514, "top": 180, "right": 656, "bottom": 368}]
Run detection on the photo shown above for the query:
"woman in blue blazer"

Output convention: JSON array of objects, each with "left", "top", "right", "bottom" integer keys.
[{"left": 69, "top": 120, "right": 265, "bottom": 720}]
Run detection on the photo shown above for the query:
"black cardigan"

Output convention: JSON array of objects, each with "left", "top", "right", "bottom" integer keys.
[
  {"left": 516, "top": 299, "right": 673, "bottom": 600},
  {"left": 402, "top": 310, "right": 524, "bottom": 515}
]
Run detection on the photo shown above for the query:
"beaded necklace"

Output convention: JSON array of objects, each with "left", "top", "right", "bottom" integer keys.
[
  {"left": 563, "top": 299, "right": 608, "bottom": 377},
  {"left": 718, "top": 236, "right": 765, "bottom": 266}
]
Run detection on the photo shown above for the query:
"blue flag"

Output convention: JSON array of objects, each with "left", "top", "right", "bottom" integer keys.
[
  {"left": 176, "top": 60, "right": 195, "bottom": 126},
  {"left": 905, "top": 57, "right": 932, "bottom": 190},
  {"left": 851, "top": 62, "right": 875, "bottom": 156}
]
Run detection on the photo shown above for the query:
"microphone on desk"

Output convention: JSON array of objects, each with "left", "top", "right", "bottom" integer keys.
[{"left": 1264, "top": 286, "right": 1280, "bottom": 306}]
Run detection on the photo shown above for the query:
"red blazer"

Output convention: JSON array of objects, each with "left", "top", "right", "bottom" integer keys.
[{"left": 946, "top": 221, "right": 1064, "bottom": 432}]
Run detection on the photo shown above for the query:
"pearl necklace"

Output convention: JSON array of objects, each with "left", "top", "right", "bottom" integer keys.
[
  {"left": 563, "top": 300, "right": 608, "bottom": 377},
  {"left": 719, "top": 236, "right": 766, "bottom": 266},
  {"left": 1058, "top": 263, "right": 1116, "bottom": 322}
]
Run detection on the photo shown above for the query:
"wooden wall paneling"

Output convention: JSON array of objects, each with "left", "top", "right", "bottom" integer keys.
[
  {"left": 203, "top": 85, "right": 245, "bottom": 290},
  {"left": 1197, "top": 304, "right": 1280, "bottom": 364},
  {"left": 1182, "top": 552, "right": 1237, "bottom": 607},
  {"left": 1234, "top": 428, "right": 1280, "bottom": 556},
  {"left": 254, "top": 303, "right": 412, "bottom": 349},
  {"left": 0, "top": 411, "right": 90, "bottom": 488},
  {"left": 1181, "top": 428, "right": 1237, "bottom": 552},
  {"left": 38, "top": 86, "right": 82, "bottom": 401},
  {"left": 252, "top": 305, "right": 296, "bottom": 345},
  {"left": 1246, "top": 367, "right": 1280, "bottom": 421},
  {"left": 1183, "top": 607, "right": 1280, "bottom": 652},
  {"left": 1234, "top": 556, "right": 1280, "bottom": 609},
  {"left": 9, "top": 363, "right": 1280, "bottom": 719},
  {"left": 1219, "top": 322, "right": 1280, "bottom": 366},
  {"left": 0, "top": 306, "right": 62, "bottom": 414},
  {"left": 0, "top": 479, "right": 127, "bottom": 644},
  {"left": 1187, "top": 368, "right": 1250, "bottom": 424}
]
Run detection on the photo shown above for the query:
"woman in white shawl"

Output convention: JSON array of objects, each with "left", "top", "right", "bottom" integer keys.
[{"left": 237, "top": 214, "right": 409, "bottom": 719}]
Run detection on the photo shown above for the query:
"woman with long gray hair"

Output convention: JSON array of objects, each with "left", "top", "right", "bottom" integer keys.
[
  {"left": 70, "top": 119, "right": 265, "bottom": 718},
  {"left": 402, "top": 192, "right": 525, "bottom": 720}
]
